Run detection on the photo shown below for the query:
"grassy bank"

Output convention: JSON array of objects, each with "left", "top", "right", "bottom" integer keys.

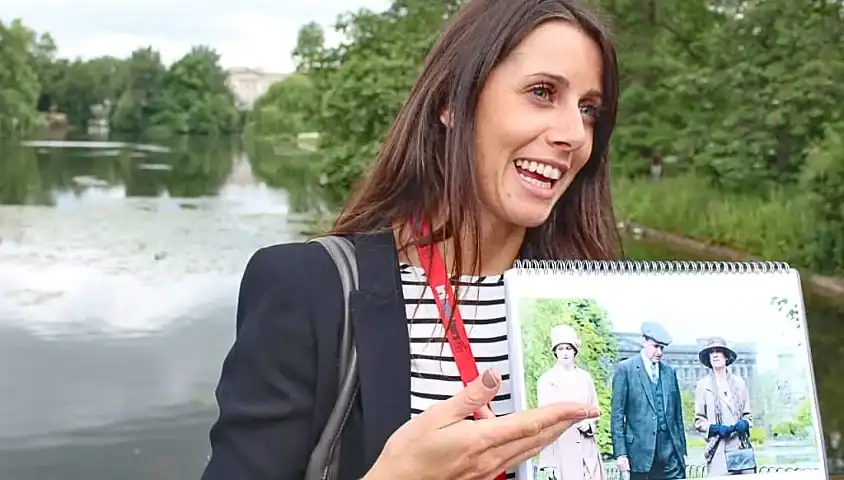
[
  {"left": 303, "top": 171, "right": 839, "bottom": 278},
  {"left": 612, "top": 174, "right": 820, "bottom": 271}
]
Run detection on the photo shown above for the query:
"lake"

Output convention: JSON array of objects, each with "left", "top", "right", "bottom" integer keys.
[{"left": 1, "top": 135, "right": 841, "bottom": 479}]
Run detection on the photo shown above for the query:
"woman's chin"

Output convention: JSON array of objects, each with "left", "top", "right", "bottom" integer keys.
[{"left": 501, "top": 203, "right": 556, "bottom": 229}]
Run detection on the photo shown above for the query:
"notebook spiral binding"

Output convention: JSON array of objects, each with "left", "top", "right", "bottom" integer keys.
[{"left": 511, "top": 259, "right": 791, "bottom": 275}]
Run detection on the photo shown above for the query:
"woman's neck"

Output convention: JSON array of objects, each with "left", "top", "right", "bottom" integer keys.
[
  {"left": 714, "top": 368, "right": 728, "bottom": 380},
  {"left": 556, "top": 362, "right": 575, "bottom": 371},
  {"left": 395, "top": 212, "right": 526, "bottom": 276}
]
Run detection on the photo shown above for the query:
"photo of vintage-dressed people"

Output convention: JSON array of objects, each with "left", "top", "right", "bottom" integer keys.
[{"left": 515, "top": 294, "right": 823, "bottom": 480}]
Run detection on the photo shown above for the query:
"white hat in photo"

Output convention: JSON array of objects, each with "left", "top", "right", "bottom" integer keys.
[{"left": 549, "top": 324, "right": 581, "bottom": 354}]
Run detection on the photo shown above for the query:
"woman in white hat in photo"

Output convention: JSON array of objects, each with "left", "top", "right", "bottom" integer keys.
[
  {"left": 536, "top": 324, "right": 604, "bottom": 480},
  {"left": 693, "top": 337, "right": 755, "bottom": 476}
]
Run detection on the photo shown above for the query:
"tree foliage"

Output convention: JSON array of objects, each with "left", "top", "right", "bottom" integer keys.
[
  {"left": 257, "top": 1, "right": 462, "bottom": 197},
  {"left": 254, "top": 0, "right": 844, "bottom": 276},
  {"left": 0, "top": 18, "right": 240, "bottom": 137},
  {"left": 0, "top": 19, "right": 42, "bottom": 135},
  {"left": 518, "top": 298, "right": 618, "bottom": 455},
  {"left": 109, "top": 46, "right": 239, "bottom": 135},
  {"left": 772, "top": 399, "right": 816, "bottom": 438},
  {"left": 243, "top": 73, "right": 319, "bottom": 143}
]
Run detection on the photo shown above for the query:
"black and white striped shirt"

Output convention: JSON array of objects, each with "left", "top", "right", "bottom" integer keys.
[{"left": 401, "top": 263, "right": 516, "bottom": 476}]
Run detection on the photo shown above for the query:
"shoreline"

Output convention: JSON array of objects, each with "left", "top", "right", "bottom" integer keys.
[
  {"left": 300, "top": 214, "right": 844, "bottom": 299},
  {"left": 618, "top": 221, "right": 844, "bottom": 299}
]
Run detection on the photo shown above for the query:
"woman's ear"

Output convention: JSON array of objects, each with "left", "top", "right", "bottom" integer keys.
[{"left": 439, "top": 109, "right": 454, "bottom": 128}]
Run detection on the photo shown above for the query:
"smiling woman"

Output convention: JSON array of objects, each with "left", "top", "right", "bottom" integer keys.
[
  {"left": 471, "top": 18, "right": 606, "bottom": 231},
  {"left": 201, "top": 1, "right": 620, "bottom": 480}
]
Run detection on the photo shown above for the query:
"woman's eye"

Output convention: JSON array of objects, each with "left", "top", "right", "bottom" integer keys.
[
  {"left": 530, "top": 85, "right": 553, "bottom": 100},
  {"left": 580, "top": 104, "right": 601, "bottom": 119}
]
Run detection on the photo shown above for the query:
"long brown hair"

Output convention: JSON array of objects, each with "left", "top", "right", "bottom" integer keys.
[{"left": 330, "top": 0, "right": 622, "bottom": 277}]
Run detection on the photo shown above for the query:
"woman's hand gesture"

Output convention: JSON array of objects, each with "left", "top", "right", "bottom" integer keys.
[{"left": 363, "top": 369, "right": 600, "bottom": 480}]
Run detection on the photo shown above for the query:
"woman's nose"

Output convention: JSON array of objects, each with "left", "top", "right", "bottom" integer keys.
[{"left": 544, "top": 104, "right": 588, "bottom": 152}]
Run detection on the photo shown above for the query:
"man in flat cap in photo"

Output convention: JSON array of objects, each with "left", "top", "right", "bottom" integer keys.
[{"left": 610, "top": 321, "right": 688, "bottom": 479}]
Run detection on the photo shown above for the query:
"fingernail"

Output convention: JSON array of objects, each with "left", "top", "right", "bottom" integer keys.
[
  {"left": 482, "top": 369, "right": 499, "bottom": 389},
  {"left": 575, "top": 407, "right": 598, "bottom": 419}
]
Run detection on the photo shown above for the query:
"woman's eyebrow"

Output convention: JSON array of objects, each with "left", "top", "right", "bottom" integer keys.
[{"left": 528, "top": 71, "right": 602, "bottom": 98}]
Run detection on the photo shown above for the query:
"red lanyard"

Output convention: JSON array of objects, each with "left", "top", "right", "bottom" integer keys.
[{"left": 412, "top": 217, "right": 507, "bottom": 480}]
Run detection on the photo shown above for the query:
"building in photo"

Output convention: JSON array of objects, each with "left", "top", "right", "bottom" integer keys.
[{"left": 613, "top": 332, "right": 758, "bottom": 392}]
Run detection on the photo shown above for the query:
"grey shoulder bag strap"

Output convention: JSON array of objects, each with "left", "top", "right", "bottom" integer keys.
[{"left": 304, "top": 235, "right": 360, "bottom": 480}]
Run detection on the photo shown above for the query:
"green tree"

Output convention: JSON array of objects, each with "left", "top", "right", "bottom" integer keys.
[
  {"left": 244, "top": 73, "right": 319, "bottom": 143},
  {"left": 518, "top": 298, "right": 619, "bottom": 454},
  {"left": 275, "top": 0, "right": 844, "bottom": 280},
  {"left": 110, "top": 47, "right": 168, "bottom": 134},
  {"left": 292, "top": 21, "right": 327, "bottom": 73},
  {"left": 288, "top": 0, "right": 462, "bottom": 201},
  {"left": 678, "top": 0, "right": 844, "bottom": 193},
  {"left": 30, "top": 31, "right": 57, "bottom": 111},
  {"left": 155, "top": 45, "right": 240, "bottom": 134},
  {"left": 44, "top": 56, "right": 125, "bottom": 127},
  {"left": 0, "top": 18, "right": 42, "bottom": 135},
  {"left": 799, "top": 122, "right": 844, "bottom": 273},
  {"left": 602, "top": 0, "right": 722, "bottom": 178}
]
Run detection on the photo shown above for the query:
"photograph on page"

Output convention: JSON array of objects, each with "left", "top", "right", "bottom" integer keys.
[{"left": 505, "top": 272, "right": 826, "bottom": 480}]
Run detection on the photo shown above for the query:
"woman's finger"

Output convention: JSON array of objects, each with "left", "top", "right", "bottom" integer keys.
[
  {"left": 475, "top": 405, "right": 496, "bottom": 420},
  {"left": 481, "top": 414, "right": 580, "bottom": 474},
  {"left": 414, "top": 369, "right": 501, "bottom": 432},
  {"left": 479, "top": 402, "right": 597, "bottom": 447}
]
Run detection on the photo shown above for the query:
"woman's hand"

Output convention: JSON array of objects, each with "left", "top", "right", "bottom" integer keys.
[
  {"left": 733, "top": 419, "right": 750, "bottom": 434},
  {"left": 363, "top": 369, "right": 600, "bottom": 480},
  {"left": 708, "top": 424, "right": 733, "bottom": 438}
]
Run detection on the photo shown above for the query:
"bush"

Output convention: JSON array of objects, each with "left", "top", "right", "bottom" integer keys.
[
  {"left": 799, "top": 122, "right": 844, "bottom": 274},
  {"left": 611, "top": 173, "right": 829, "bottom": 274},
  {"left": 750, "top": 426, "right": 768, "bottom": 445}
]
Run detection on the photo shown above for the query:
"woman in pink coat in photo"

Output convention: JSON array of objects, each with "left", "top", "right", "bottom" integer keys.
[{"left": 537, "top": 325, "right": 605, "bottom": 480}]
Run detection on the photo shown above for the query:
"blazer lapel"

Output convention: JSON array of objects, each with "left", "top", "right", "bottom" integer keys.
[
  {"left": 635, "top": 355, "right": 657, "bottom": 412},
  {"left": 348, "top": 230, "right": 410, "bottom": 469}
]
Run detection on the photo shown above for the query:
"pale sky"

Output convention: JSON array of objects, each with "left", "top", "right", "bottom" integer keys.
[
  {"left": 1, "top": 0, "right": 392, "bottom": 73},
  {"left": 505, "top": 268, "right": 814, "bottom": 374}
]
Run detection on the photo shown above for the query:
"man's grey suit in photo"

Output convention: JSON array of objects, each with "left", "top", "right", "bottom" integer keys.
[{"left": 610, "top": 322, "right": 688, "bottom": 480}]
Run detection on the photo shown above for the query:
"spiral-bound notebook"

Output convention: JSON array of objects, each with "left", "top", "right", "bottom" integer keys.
[{"left": 503, "top": 260, "right": 828, "bottom": 480}]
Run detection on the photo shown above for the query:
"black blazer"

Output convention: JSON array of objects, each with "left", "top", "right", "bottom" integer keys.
[{"left": 200, "top": 230, "right": 411, "bottom": 480}]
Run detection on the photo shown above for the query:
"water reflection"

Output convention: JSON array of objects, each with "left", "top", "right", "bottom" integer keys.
[
  {"left": 0, "top": 136, "right": 233, "bottom": 205},
  {"left": 0, "top": 135, "right": 331, "bottom": 479}
]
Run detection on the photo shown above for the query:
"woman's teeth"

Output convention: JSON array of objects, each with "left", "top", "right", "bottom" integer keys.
[
  {"left": 514, "top": 159, "right": 563, "bottom": 180},
  {"left": 514, "top": 158, "right": 562, "bottom": 190},
  {"left": 519, "top": 173, "right": 552, "bottom": 189}
]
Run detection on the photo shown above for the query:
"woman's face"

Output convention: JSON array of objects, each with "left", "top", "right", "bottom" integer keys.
[
  {"left": 472, "top": 19, "right": 604, "bottom": 229},
  {"left": 554, "top": 343, "right": 576, "bottom": 364},
  {"left": 709, "top": 349, "right": 726, "bottom": 369}
]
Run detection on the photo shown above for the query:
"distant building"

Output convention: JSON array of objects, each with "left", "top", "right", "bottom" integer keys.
[
  {"left": 225, "top": 67, "right": 289, "bottom": 111},
  {"left": 613, "top": 332, "right": 758, "bottom": 392}
]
